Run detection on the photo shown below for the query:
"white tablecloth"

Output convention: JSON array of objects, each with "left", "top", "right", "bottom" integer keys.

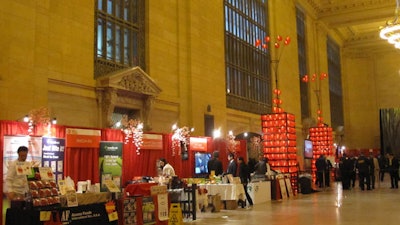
[
  {"left": 248, "top": 181, "right": 271, "bottom": 204},
  {"left": 199, "top": 184, "right": 245, "bottom": 201}
]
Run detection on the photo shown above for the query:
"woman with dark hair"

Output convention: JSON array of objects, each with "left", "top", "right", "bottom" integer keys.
[
  {"left": 159, "top": 158, "right": 175, "bottom": 177},
  {"left": 238, "top": 156, "right": 253, "bottom": 208}
]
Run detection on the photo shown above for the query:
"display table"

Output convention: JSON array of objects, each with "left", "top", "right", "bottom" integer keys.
[
  {"left": 198, "top": 183, "right": 245, "bottom": 201},
  {"left": 248, "top": 181, "right": 271, "bottom": 204},
  {"left": 125, "top": 182, "right": 158, "bottom": 196},
  {"left": 6, "top": 202, "right": 117, "bottom": 225}
]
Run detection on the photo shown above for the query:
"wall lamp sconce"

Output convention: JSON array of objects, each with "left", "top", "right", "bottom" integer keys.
[
  {"left": 23, "top": 115, "right": 30, "bottom": 122},
  {"left": 52, "top": 118, "right": 57, "bottom": 125}
]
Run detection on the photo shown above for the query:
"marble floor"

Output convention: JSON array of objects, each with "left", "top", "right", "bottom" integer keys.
[{"left": 188, "top": 180, "right": 400, "bottom": 225}]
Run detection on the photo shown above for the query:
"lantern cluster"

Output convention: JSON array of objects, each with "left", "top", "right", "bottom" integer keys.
[
  {"left": 309, "top": 125, "right": 334, "bottom": 182},
  {"left": 301, "top": 73, "right": 328, "bottom": 83},
  {"left": 261, "top": 113, "right": 298, "bottom": 193},
  {"left": 272, "top": 88, "right": 284, "bottom": 113},
  {"left": 301, "top": 72, "right": 329, "bottom": 125},
  {"left": 255, "top": 35, "right": 291, "bottom": 49}
]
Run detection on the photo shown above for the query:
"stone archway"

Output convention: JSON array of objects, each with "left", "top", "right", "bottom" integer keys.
[{"left": 96, "top": 67, "right": 161, "bottom": 131}]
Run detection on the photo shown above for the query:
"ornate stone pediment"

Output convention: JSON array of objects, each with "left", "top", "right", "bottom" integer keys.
[
  {"left": 96, "top": 67, "right": 161, "bottom": 129},
  {"left": 97, "top": 66, "right": 161, "bottom": 96}
]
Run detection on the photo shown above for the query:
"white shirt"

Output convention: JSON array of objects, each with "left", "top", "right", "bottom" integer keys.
[
  {"left": 162, "top": 163, "right": 176, "bottom": 177},
  {"left": 5, "top": 160, "right": 29, "bottom": 195}
]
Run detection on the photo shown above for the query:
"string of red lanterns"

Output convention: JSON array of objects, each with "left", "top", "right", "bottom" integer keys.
[
  {"left": 255, "top": 35, "right": 291, "bottom": 113},
  {"left": 301, "top": 72, "right": 328, "bottom": 125}
]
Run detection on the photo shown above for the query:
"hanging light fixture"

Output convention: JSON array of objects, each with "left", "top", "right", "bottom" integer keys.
[{"left": 380, "top": 0, "right": 400, "bottom": 48}]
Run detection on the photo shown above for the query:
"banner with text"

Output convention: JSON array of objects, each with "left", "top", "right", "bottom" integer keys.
[
  {"left": 99, "top": 141, "right": 123, "bottom": 192},
  {"left": 189, "top": 137, "right": 208, "bottom": 152},
  {"left": 42, "top": 137, "right": 65, "bottom": 183},
  {"left": 66, "top": 128, "right": 101, "bottom": 148},
  {"left": 141, "top": 134, "right": 163, "bottom": 150}
]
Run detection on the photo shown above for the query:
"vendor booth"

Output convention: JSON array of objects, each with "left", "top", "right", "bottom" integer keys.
[{"left": 1, "top": 120, "right": 249, "bottom": 224}]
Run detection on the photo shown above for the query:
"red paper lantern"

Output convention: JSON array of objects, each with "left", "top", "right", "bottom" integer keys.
[{"left": 255, "top": 39, "right": 261, "bottom": 46}]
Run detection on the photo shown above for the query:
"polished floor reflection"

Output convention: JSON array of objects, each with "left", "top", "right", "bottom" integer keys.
[{"left": 189, "top": 180, "right": 400, "bottom": 225}]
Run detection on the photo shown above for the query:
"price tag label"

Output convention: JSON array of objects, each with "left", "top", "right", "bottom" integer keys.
[{"left": 39, "top": 211, "right": 51, "bottom": 221}]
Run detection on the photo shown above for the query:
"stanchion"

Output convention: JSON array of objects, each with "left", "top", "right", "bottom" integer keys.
[{"left": 168, "top": 203, "right": 183, "bottom": 225}]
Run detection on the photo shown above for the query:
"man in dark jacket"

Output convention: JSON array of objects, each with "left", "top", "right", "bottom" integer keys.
[
  {"left": 226, "top": 153, "right": 237, "bottom": 176},
  {"left": 315, "top": 154, "right": 326, "bottom": 188},
  {"left": 356, "top": 153, "right": 371, "bottom": 190},
  {"left": 207, "top": 151, "right": 223, "bottom": 176},
  {"left": 387, "top": 153, "right": 399, "bottom": 189}
]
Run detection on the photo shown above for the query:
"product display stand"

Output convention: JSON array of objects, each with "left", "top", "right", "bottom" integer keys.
[
  {"left": 261, "top": 112, "right": 298, "bottom": 194},
  {"left": 169, "top": 184, "right": 196, "bottom": 221}
]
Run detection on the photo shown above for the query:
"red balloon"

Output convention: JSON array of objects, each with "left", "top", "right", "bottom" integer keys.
[
  {"left": 262, "top": 43, "right": 268, "bottom": 49},
  {"left": 255, "top": 39, "right": 261, "bottom": 47},
  {"left": 284, "top": 40, "right": 289, "bottom": 45},
  {"left": 277, "top": 35, "right": 282, "bottom": 41},
  {"left": 285, "top": 36, "right": 291, "bottom": 42},
  {"left": 274, "top": 42, "right": 280, "bottom": 48},
  {"left": 265, "top": 36, "right": 270, "bottom": 42}
]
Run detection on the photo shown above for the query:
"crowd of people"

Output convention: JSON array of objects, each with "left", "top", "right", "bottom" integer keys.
[{"left": 338, "top": 152, "right": 399, "bottom": 190}]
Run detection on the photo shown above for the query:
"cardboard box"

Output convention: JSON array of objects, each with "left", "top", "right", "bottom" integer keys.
[
  {"left": 207, "top": 194, "right": 222, "bottom": 212},
  {"left": 224, "top": 200, "right": 238, "bottom": 210}
]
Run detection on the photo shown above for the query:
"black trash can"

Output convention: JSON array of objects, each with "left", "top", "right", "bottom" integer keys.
[{"left": 298, "top": 176, "right": 312, "bottom": 194}]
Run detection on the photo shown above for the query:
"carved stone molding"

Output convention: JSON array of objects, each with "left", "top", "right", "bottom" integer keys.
[{"left": 96, "top": 67, "right": 162, "bottom": 130}]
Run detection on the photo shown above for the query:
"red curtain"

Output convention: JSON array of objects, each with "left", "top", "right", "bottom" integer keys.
[{"left": 64, "top": 147, "right": 100, "bottom": 184}]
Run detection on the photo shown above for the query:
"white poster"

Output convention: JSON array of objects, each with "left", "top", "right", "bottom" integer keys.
[
  {"left": 3, "top": 135, "right": 42, "bottom": 193},
  {"left": 157, "top": 193, "right": 169, "bottom": 221}
]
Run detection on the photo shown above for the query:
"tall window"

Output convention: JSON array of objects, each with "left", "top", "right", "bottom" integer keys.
[
  {"left": 327, "top": 38, "right": 344, "bottom": 129},
  {"left": 296, "top": 8, "right": 310, "bottom": 120},
  {"left": 224, "top": 0, "right": 271, "bottom": 114},
  {"left": 95, "top": 0, "right": 145, "bottom": 77}
]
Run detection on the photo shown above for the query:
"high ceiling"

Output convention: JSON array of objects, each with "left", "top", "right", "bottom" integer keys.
[{"left": 303, "top": 0, "right": 399, "bottom": 53}]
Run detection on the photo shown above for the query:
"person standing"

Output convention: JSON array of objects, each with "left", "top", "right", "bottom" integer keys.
[
  {"left": 378, "top": 154, "right": 388, "bottom": 182},
  {"left": 226, "top": 153, "right": 237, "bottom": 176},
  {"left": 207, "top": 151, "right": 223, "bottom": 176},
  {"left": 369, "top": 154, "right": 380, "bottom": 189},
  {"left": 159, "top": 158, "right": 175, "bottom": 177},
  {"left": 387, "top": 153, "right": 399, "bottom": 189},
  {"left": 339, "top": 154, "right": 351, "bottom": 190},
  {"left": 5, "top": 146, "right": 29, "bottom": 201},
  {"left": 315, "top": 154, "right": 326, "bottom": 188},
  {"left": 324, "top": 156, "right": 333, "bottom": 187},
  {"left": 254, "top": 155, "right": 267, "bottom": 179},
  {"left": 356, "top": 153, "right": 371, "bottom": 190},
  {"left": 238, "top": 157, "right": 253, "bottom": 208}
]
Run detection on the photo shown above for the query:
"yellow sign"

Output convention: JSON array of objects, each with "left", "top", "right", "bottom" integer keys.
[
  {"left": 168, "top": 203, "right": 183, "bottom": 225},
  {"left": 39, "top": 211, "right": 51, "bottom": 221}
]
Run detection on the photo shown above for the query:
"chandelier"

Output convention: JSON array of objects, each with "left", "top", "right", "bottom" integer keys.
[
  {"left": 380, "top": 0, "right": 400, "bottom": 49},
  {"left": 120, "top": 115, "right": 143, "bottom": 155}
]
